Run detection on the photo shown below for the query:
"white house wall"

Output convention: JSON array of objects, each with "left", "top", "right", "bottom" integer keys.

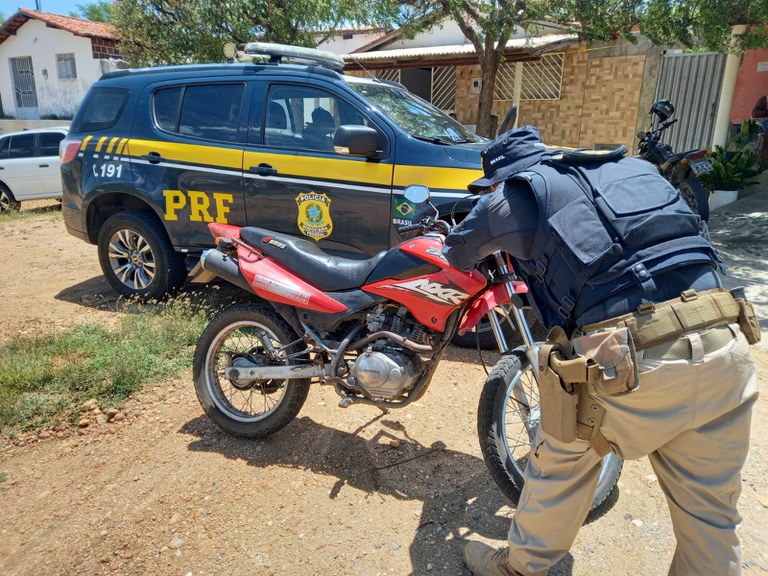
[
  {"left": 378, "top": 19, "right": 566, "bottom": 51},
  {"left": 0, "top": 19, "right": 104, "bottom": 118},
  {"left": 318, "top": 31, "right": 389, "bottom": 54}
]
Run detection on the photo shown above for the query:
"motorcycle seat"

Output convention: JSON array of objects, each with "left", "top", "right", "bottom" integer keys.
[{"left": 240, "top": 227, "right": 387, "bottom": 292}]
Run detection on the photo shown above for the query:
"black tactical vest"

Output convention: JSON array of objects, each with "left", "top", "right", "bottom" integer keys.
[{"left": 512, "top": 150, "right": 721, "bottom": 331}]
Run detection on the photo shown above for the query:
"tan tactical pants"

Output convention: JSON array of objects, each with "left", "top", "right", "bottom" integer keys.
[{"left": 506, "top": 325, "right": 758, "bottom": 576}]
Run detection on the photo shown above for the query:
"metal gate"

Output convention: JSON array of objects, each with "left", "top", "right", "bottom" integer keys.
[
  {"left": 655, "top": 52, "right": 726, "bottom": 151},
  {"left": 10, "top": 56, "right": 39, "bottom": 119},
  {"left": 431, "top": 66, "right": 456, "bottom": 112}
]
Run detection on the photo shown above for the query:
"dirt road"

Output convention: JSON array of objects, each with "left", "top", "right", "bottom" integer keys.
[{"left": 1, "top": 204, "right": 766, "bottom": 576}]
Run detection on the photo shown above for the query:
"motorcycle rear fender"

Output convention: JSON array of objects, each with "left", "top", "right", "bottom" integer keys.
[
  {"left": 236, "top": 246, "right": 347, "bottom": 313},
  {"left": 208, "top": 222, "right": 242, "bottom": 241},
  {"left": 458, "top": 282, "right": 524, "bottom": 335}
]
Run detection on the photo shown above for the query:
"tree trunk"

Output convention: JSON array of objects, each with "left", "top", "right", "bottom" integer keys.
[{"left": 475, "top": 48, "right": 502, "bottom": 138}]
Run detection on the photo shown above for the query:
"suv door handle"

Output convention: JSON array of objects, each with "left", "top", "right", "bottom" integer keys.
[
  {"left": 141, "top": 152, "right": 164, "bottom": 164},
  {"left": 249, "top": 163, "right": 277, "bottom": 176},
  {"left": 39, "top": 164, "right": 50, "bottom": 168}
]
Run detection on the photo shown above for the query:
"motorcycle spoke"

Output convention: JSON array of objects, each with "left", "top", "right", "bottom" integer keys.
[{"left": 208, "top": 324, "right": 294, "bottom": 419}]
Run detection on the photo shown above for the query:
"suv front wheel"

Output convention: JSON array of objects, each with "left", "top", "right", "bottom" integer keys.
[{"left": 97, "top": 211, "right": 187, "bottom": 300}]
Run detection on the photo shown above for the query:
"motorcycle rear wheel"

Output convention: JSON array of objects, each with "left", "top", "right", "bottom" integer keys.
[
  {"left": 478, "top": 351, "right": 622, "bottom": 511},
  {"left": 678, "top": 177, "right": 710, "bottom": 222},
  {"left": 193, "top": 303, "right": 310, "bottom": 438}
]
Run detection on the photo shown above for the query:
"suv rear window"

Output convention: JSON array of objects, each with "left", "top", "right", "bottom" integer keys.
[
  {"left": 154, "top": 83, "right": 245, "bottom": 143},
  {"left": 71, "top": 88, "right": 129, "bottom": 132}
]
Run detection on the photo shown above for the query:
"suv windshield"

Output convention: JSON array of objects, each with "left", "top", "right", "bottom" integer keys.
[{"left": 348, "top": 81, "right": 483, "bottom": 144}]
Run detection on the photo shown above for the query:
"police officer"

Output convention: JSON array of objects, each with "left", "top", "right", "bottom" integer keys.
[{"left": 443, "top": 126, "right": 759, "bottom": 576}]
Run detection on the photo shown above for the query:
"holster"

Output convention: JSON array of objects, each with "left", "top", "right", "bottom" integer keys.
[
  {"left": 736, "top": 296, "right": 761, "bottom": 345},
  {"left": 537, "top": 327, "right": 619, "bottom": 456},
  {"left": 538, "top": 341, "right": 579, "bottom": 444},
  {"left": 538, "top": 327, "right": 602, "bottom": 446}
]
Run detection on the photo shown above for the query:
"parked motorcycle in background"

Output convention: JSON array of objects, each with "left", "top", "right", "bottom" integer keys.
[
  {"left": 191, "top": 186, "right": 622, "bottom": 511},
  {"left": 637, "top": 99, "right": 713, "bottom": 221}
]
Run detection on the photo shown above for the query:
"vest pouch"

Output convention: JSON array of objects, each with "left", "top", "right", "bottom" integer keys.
[
  {"left": 547, "top": 196, "right": 620, "bottom": 272},
  {"left": 593, "top": 172, "right": 701, "bottom": 249},
  {"left": 573, "top": 327, "right": 639, "bottom": 395}
]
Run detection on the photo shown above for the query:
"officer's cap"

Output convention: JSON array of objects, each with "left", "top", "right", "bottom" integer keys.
[{"left": 468, "top": 126, "right": 545, "bottom": 193}]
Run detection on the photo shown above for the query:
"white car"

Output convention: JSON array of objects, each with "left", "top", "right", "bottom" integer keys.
[{"left": 0, "top": 127, "right": 68, "bottom": 212}]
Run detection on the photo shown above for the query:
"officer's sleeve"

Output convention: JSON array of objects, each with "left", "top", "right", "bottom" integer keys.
[
  {"left": 442, "top": 193, "right": 495, "bottom": 271},
  {"left": 442, "top": 181, "right": 538, "bottom": 271}
]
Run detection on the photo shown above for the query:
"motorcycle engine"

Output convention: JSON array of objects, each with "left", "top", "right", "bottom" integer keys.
[
  {"left": 351, "top": 349, "right": 421, "bottom": 400},
  {"left": 347, "top": 305, "right": 428, "bottom": 400}
]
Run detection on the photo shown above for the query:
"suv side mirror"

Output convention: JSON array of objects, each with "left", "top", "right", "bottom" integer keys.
[{"left": 333, "top": 125, "right": 380, "bottom": 158}]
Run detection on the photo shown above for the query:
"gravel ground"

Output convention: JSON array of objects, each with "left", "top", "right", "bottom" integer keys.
[{"left": 0, "top": 196, "right": 766, "bottom": 576}]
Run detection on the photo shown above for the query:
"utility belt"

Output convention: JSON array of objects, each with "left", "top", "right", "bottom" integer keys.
[{"left": 538, "top": 288, "right": 760, "bottom": 455}]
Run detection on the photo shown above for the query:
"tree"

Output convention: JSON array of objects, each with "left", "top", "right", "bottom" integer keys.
[
  {"left": 425, "top": 0, "right": 768, "bottom": 136},
  {"left": 428, "top": 1, "right": 542, "bottom": 137},
  {"left": 110, "top": 0, "right": 768, "bottom": 135},
  {"left": 636, "top": 0, "right": 768, "bottom": 52},
  {"left": 112, "top": 0, "right": 409, "bottom": 67},
  {"left": 70, "top": 0, "right": 113, "bottom": 22}
]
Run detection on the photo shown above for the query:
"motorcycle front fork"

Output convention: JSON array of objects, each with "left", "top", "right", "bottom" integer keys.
[{"left": 488, "top": 253, "right": 539, "bottom": 369}]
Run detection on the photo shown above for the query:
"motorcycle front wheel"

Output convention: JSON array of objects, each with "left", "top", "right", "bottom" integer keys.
[
  {"left": 193, "top": 303, "right": 310, "bottom": 438},
  {"left": 477, "top": 351, "right": 622, "bottom": 511},
  {"left": 678, "top": 177, "right": 710, "bottom": 222}
]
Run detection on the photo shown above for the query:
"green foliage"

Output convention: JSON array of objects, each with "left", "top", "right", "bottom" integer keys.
[
  {"left": 639, "top": 0, "right": 768, "bottom": 53},
  {"left": 112, "top": 0, "right": 407, "bottom": 67},
  {"left": 538, "top": 0, "right": 768, "bottom": 52},
  {"left": 699, "top": 146, "right": 765, "bottom": 191},
  {"left": 0, "top": 297, "right": 210, "bottom": 433},
  {"left": 698, "top": 120, "right": 766, "bottom": 191},
  {"left": 70, "top": 0, "right": 113, "bottom": 23}
]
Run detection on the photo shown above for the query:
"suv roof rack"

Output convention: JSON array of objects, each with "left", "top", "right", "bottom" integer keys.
[{"left": 243, "top": 42, "right": 345, "bottom": 73}]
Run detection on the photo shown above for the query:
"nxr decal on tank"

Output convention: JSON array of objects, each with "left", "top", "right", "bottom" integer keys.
[
  {"left": 392, "top": 279, "right": 468, "bottom": 305},
  {"left": 296, "top": 192, "right": 333, "bottom": 241}
]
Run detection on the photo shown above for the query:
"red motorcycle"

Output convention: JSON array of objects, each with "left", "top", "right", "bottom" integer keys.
[{"left": 192, "top": 186, "right": 621, "bottom": 509}]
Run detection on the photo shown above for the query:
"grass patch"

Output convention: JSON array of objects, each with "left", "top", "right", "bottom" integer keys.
[
  {"left": 0, "top": 203, "right": 62, "bottom": 222},
  {"left": 0, "top": 296, "right": 211, "bottom": 434}
]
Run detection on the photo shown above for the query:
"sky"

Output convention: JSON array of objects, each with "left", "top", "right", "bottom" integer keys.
[{"left": 1, "top": 0, "right": 84, "bottom": 19}]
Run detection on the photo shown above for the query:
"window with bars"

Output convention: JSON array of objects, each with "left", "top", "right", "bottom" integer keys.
[
  {"left": 494, "top": 53, "right": 564, "bottom": 101},
  {"left": 57, "top": 53, "right": 77, "bottom": 80},
  {"left": 375, "top": 68, "right": 401, "bottom": 83}
]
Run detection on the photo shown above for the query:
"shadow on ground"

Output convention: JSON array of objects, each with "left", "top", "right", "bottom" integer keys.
[{"left": 181, "top": 413, "right": 619, "bottom": 574}]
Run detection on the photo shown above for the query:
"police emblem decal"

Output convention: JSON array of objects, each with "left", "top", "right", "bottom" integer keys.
[{"left": 295, "top": 192, "right": 333, "bottom": 241}]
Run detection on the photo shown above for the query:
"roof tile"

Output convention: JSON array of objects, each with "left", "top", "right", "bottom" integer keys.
[{"left": 16, "top": 8, "right": 118, "bottom": 40}]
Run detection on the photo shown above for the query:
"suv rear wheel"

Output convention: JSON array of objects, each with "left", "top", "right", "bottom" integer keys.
[{"left": 97, "top": 211, "right": 187, "bottom": 300}]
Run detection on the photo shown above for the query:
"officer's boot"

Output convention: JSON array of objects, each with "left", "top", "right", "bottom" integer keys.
[{"left": 463, "top": 541, "right": 525, "bottom": 576}]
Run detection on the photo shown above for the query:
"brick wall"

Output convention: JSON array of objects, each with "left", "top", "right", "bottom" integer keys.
[
  {"left": 91, "top": 37, "right": 121, "bottom": 60},
  {"left": 453, "top": 44, "right": 646, "bottom": 151}
]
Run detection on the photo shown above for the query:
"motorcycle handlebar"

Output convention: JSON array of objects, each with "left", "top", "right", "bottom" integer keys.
[
  {"left": 397, "top": 223, "right": 425, "bottom": 234},
  {"left": 397, "top": 219, "right": 452, "bottom": 236}
]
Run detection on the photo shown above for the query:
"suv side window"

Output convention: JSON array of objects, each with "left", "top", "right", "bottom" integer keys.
[
  {"left": 38, "top": 132, "right": 65, "bottom": 156},
  {"left": 264, "top": 85, "right": 371, "bottom": 152},
  {"left": 0, "top": 137, "right": 8, "bottom": 159},
  {"left": 70, "top": 88, "right": 128, "bottom": 133},
  {"left": 9, "top": 134, "right": 34, "bottom": 159},
  {"left": 154, "top": 84, "right": 245, "bottom": 143}
]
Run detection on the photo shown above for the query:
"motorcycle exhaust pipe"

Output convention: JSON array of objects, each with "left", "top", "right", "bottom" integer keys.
[{"left": 200, "top": 249, "right": 254, "bottom": 294}]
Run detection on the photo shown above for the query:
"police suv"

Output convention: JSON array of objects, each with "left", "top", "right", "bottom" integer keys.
[{"left": 60, "top": 43, "right": 484, "bottom": 301}]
